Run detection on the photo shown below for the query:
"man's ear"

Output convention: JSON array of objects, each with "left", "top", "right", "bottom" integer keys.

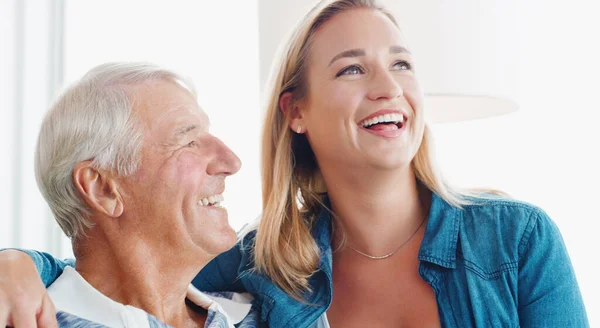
[
  {"left": 73, "top": 161, "right": 124, "bottom": 218},
  {"left": 279, "top": 91, "right": 306, "bottom": 134}
]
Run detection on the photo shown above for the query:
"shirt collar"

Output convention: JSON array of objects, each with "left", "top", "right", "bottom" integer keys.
[
  {"left": 417, "top": 192, "right": 461, "bottom": 269},
  {"left": 48, "top": 266, "right": 145, "bottom": 327},
  {"left": 312, "top": 191, "right": 461, "bottom": 270},
  {"left": 187, "top": 286, "right": 253, "bottom": 325},
  {"left": 256, "top": 191, "right": 462, "bottom": 327},
  {"left": 49, "top": 266, "right": 253, "bottom": 327}
]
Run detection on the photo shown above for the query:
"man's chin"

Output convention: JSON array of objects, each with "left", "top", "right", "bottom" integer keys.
[
  {"left": 219, "top": 227, "right": 239, "bottom": 251},
  {"left": 200, "top": 227, "right": 238, "bottom": 257}
]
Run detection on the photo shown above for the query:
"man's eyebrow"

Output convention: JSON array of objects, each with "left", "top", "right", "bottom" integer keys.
[
  {"left": 173, "top": 124, "right": 197, "bottom": 138},
  {"left": 328, "top": 49, "right": 366, "bottom": 67}
]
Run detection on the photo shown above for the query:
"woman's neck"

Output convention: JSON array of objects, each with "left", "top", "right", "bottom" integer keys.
[
  {"left": 322, "top": 164, "right": 431, "bottom": 256},
  {"left": 74, "top": 229, "right": 208, "bottom": 327}
]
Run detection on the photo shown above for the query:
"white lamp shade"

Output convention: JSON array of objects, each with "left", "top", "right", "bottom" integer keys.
[{"left": 424, "top": 94, "right": 518, "bottom": 123}]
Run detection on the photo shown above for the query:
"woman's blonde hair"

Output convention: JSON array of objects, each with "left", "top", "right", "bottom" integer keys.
[{"left": 254, "top": 0, "right": 476, "bottom": 300}]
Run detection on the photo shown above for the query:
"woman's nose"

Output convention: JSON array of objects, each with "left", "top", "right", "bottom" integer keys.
[{"left": 367, "top": 69, "right": 404, "bottom": 101}]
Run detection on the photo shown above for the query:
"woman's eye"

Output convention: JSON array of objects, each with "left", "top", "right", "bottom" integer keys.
[
  {"left": 392, "top": 61, "right": 412, "bottom": 71},
  {"left": 337, "top": 65, "right": 364, "bottom": 77},
  {"left": 186, "top": 140, "right": 197, "bottom": 148}
]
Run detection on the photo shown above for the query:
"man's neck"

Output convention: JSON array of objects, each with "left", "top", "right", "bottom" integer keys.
[{"left": 74, "top": 229, "right": 209, "bottom": 327}]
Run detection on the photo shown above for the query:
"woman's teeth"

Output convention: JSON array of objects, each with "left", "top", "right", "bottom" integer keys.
[
  {"left": 361, "top": 113, "right": 405, "bottom": 128},
  {"left": 199, "top": 194, "right": 224, "bottom": 207}
]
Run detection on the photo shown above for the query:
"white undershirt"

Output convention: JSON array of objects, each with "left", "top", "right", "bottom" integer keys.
[{"left": 311, "top": 313, "right": 331, "bottom": 328}]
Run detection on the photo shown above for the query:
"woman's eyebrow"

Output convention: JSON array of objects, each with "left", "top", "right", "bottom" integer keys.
[
  {"left": 328, "top": 46, "right": 411, "bottom": 67},
  {"left": 328, "top": 49, "right": 366, "bottom": 67},
  {"left": 390, "top": 45, "right": 411, "bottom": 55}
]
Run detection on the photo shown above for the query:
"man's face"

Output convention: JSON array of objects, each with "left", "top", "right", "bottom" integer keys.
[{"left": 119, "top": 80, "right": 241, "bottom": 259}]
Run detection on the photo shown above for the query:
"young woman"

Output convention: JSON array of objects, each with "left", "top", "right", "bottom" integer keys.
[{"left": 0, "top": 1, "right": 588, "bottom": 327}]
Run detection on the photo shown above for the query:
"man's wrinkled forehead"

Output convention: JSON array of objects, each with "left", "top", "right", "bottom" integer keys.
[
  {"left": 132, "top": 81, "right": 205, "bottom": 125},
  {"left": 168, "top": 108, "right": 210, "bottom": 141},
  {"left": 160, "top": 104, "right": 210, "bottom": 137}
]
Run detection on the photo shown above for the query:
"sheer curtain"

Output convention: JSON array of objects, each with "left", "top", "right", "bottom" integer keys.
[{"left": 0, "top": 0, "right": 65, "bottom": 256}]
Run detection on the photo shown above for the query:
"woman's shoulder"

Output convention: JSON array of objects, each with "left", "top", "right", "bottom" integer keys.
[
  {"left": 460, "top": 194, "right": 549, "bottom": 225},
  {"left": 454, "top": 195, "right": 559, "bottom": 268}
]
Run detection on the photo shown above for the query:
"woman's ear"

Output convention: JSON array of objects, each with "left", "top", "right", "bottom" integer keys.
[
  {"left": 73, "top": 161, "right": 124, "bottom": 218},
  {"left": 280, "top": 91, "right": 306, "bottom": 134}
]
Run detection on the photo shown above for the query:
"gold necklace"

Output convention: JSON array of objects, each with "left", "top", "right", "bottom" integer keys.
[{"left": 347, "top": 215, "right": 427, "bottom": 260}]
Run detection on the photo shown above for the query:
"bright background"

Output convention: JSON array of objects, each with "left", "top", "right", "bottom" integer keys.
[{"left": 1, "top": 0, "right": 598, "bottom": 324}]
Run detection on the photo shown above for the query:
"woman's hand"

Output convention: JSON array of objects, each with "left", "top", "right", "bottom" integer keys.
[{"left": 0, "top": 250, "right": 57, "bottom": 328}]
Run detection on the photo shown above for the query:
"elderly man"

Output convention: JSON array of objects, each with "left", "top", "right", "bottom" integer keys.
[{"left": 2, "top": 62, "right": 255, "bottom": 327}]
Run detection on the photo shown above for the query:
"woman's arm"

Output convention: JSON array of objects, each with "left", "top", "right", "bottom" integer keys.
[
  {"left": 518, "top": 210, "right": 589, "bottom": 327},
  {"left": 2, "top": 249, "right": 75, "bottom": 287},
  {"left": 0, "top": 249, "right": 64, "bottom": 327},
  {"left": 193, "top": 232, "right": 254, "bottom": 293}
]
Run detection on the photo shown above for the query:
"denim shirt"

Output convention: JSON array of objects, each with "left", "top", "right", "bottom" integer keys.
[{"left": 24, "top": 193, "right": 588, "bottom": 327}]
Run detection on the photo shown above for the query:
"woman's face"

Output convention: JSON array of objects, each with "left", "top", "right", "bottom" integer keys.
[{"left": 294, "top": 8, "right": 425, "bottom": 172}]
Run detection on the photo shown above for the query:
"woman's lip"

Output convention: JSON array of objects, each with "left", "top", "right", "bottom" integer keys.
[
  {"left": 357, "top": 109, "right": 404, "bottom": 125},
  {"left": 358, "top": 122, "right": 406, "bottom": 138}
]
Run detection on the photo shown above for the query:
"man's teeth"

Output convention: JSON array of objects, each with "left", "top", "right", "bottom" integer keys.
[
  {"left": 361, "top": 113, "right": 405, "bottom": 128},
  {"left": 199, "top": 194, "right": 224, "bottom": 207}
]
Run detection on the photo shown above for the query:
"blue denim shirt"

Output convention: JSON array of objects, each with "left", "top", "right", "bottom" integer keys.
[{"left": 24, "top": 193, "right": 588, "bottom": 327}]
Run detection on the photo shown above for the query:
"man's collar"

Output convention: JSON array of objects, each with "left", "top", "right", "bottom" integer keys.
[
  {"left": 49, "top": 266, "right": 253, "bottom": 327},
  {"left": 48, "top": 266, "right": 150, "bottom": 327},
  {"left": 187, "top": 286, "right": 253, "bottom": 325}
]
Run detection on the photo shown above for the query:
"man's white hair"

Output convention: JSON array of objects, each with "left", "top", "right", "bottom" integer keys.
[{"left": 35, "top": 62, "right": 197, "bottom": 239}]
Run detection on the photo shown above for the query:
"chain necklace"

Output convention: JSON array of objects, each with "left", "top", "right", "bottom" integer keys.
[{"left": 347, "top": 215, "right": 428, "bottom": 260}]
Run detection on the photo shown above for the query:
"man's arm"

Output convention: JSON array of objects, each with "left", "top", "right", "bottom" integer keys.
[{"left": 0, "top": 249, "right": 64, "bottom": 327}]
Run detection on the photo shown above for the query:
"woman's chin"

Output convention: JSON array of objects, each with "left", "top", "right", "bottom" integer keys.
[{"left": 362, "top": 150, "right": 415, "bottom": 171}]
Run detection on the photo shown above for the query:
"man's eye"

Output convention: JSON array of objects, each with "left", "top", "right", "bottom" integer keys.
[
  {"left": 186, "top": 141, "right": 197, "bottom": 148},
  {"left": 337, "top": 65, "right": 364, "bottom": 77},
  {"left": 392, "top": 61, "right": 412, "bottom": 71}
]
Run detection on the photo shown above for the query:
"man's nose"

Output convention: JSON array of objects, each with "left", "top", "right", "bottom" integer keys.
[
  {"left": 207, "top": 137, "right": 242, "bottom": 176},
  {"left": 366, "top": 68, "right": 404, "bottom": 101}
]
